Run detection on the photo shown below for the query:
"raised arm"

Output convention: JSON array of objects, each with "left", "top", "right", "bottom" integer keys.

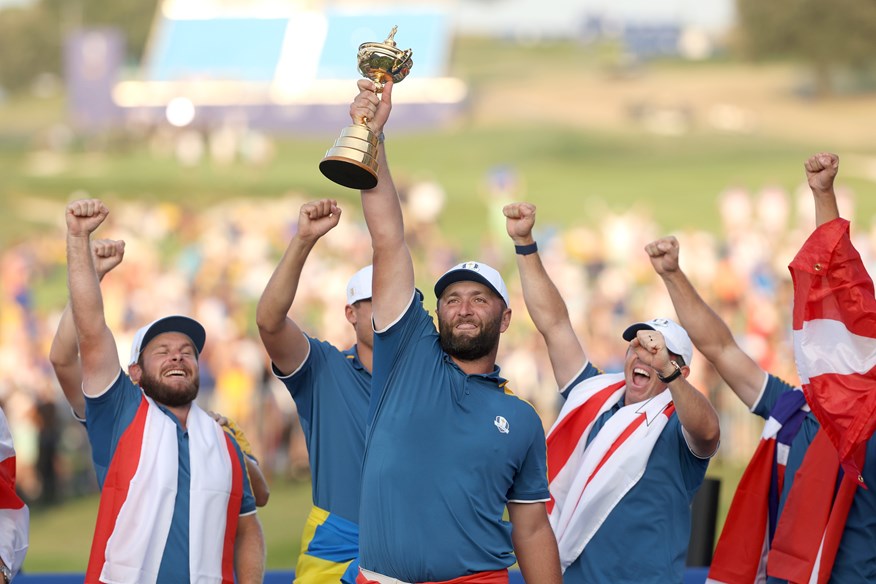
[
  {"left": 648, "top": 236, "right": 765, "bottom": 409},
  {"left": 504, "top": 202, "right": 587, "bottom": 387},
  {"left": 804, "top": 152, "right": 840, "bottom": 226},
  {"left": 51, "top": 239, "right": 125, "bottom": 418},
  {"left": 65, "top": 199, "right": 122, "bottom": 395},
  {"left": 630, "top": 331, "right": 720, "bottom": 457},
  {"left": 256, "top": 199, "right": 341, "bottom": 374},
  {"left": 352, "top": 79, "right": 415, "bottom": 329}
]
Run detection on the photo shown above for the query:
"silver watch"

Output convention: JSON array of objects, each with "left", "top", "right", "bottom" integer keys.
[{"left": 0, "top": 563, "right": 12, "bottom": 583}]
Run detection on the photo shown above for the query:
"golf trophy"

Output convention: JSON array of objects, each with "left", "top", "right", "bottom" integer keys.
[{"left": 319, "top": 26, "right": 413, "bottom": 189}]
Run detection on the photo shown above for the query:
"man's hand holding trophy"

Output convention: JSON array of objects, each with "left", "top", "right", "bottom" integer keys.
[{"left": 319, "top": 26, "right": 413, "bottom": 190}]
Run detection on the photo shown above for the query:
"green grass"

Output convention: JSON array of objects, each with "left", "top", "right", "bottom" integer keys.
[{"left": 25, "top": 478, "right": 314, "bottom": 572}]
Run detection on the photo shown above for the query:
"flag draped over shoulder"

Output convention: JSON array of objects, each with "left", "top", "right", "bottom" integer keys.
[
  {"left": 789, "top": 217, "right": 876, "bottom": 479},
  {"left": 757, "top": 216, "right": 874, "bottom": 583},
  {"left": 0, "top": 407, "right": 29, "bottom": 579}
]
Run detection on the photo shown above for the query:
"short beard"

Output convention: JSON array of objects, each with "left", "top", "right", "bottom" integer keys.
[
  {"left": 139, "top": 368, "right": 199, "bottom": 407},
  {"left": 438, "top": 313, "right": 502, "bottom": 362}
]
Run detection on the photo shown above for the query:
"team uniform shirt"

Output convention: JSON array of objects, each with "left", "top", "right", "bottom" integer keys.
[
  {"left": 274, "top": 337, "right": 371, "bottom": 581},
  {"left": 275, "top": 337, "right": 371, "bottom": 523},
  {"left": 561, "top": 363, "right": 710, "bottom": 584},
  {"left": 360, "top": 291, "right": 550, "bottom": 582},
  {"left": 85, "top": 372, "right": 256, "bottom": 582},
  {"left": 753, "top": 374, "right": 876, "bottom": 583}
]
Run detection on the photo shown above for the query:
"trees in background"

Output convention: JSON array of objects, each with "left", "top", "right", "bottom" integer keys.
[
  {"left": 736, "top": 0, "right": 876, "bottom": 96},
  {"left": 0, "top": 0, "right": 159, "bottom": 95}
]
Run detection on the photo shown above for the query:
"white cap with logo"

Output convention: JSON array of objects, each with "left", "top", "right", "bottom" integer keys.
[
  {"left": 622, "top": 317, "right": 693, "bottom": 366},
  {"left": 346, "top": 265, "right": 373, "bottom": 305},
  {"left": 433, "top": 261, "right": 510, "bottom": 306}
]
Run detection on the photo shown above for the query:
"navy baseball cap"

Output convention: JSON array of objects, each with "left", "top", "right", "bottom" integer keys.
[
  {"left": 434, "top": 261, "right": 510, "bottom": 306},
  {"left": 128, "top": 315, "right": 206, "bottom": 366}
]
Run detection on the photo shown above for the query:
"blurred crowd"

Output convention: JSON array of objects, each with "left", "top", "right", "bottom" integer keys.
[{"left": 0, "top": 171, "right": 870, "bottom": 507}]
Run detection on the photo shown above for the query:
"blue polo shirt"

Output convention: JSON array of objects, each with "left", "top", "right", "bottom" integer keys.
[
  {"left": 359, "top": 292, "right": 550, "bottom": 581},
  {"left": 274, "top": 336, "right": 371, "bottom": 523},
  {"left": 85, "top": 371, "right": 256, "bottom": 583},
  {"left": 561, "top": 364, "right": 709, "bottom": 584},
  {"left": 754, "top": 374, "right": 876, "bottom": 583}
]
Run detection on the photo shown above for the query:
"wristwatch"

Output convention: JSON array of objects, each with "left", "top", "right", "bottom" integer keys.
[
  {"left": 657, "top": 360, "right": 682, "bottom": 384},
  {"left": 0, "top": 562, "right": 12, "bottom": 583}
]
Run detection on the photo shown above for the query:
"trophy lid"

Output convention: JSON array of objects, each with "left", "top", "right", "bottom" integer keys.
[{"left": 357, "top": 26, "right": 413, "bottom": 85}]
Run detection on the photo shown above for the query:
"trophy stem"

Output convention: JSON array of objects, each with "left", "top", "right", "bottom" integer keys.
[{"left": 319, "top": 123, "right": 380, "bottom": 190}]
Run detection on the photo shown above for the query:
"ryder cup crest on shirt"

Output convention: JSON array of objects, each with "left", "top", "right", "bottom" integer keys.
[
  {"left": 346, "top": 265, "right": 373, "bottom": 305},
  {"left": 433, "top": 261, "right": 510, "bottom": 306},
  {"left": 494, "top": 415, "right": 510, "bottom": 434},
  {"left": 622, "top": 317, "right": 693, "bottom": 366}
]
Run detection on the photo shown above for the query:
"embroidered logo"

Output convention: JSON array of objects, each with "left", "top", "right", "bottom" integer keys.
[{"left": 494, "top": 415, "right": 510, "bottom": 434}]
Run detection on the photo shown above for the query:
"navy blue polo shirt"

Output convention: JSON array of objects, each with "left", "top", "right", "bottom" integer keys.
[
  {"left": 562, "top": 363, "right": 709, "bottom": 584},
  {"left": 274, "top": 336, "right": 371, "bottom": 523},
  {"left": 754, "top": 374, "right": 876, "bottom": 583},
  {"left": 359, "top": 291, "right": 550, "bottom": 581}
]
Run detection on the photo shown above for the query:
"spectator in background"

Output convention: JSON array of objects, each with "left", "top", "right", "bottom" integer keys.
[{"left": 257, "top": 199, "right": 372, "bottom": 583}]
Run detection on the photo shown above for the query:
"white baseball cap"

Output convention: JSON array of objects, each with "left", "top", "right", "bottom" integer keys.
[
  {"left": 622, "top": 317, "right": 693, "bottom": 366},
  {"left": 434, "top": 261, "right": 510, "bottom": 307},
  {"left": 128, "top": 315, "right": 207, "bottom": 367},
  {"left": 346, "top": 265, "right": 373, "bottom": 305}
]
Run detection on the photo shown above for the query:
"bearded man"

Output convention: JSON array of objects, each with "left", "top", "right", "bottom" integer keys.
[
  {"left": 350, "top": 80, "right": 561, "bottom": 584},
  {"left": 65, "top": 198, "right": 265, "bottom": 584}
]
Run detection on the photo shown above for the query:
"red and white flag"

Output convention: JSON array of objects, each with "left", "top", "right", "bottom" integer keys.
[
  {"left": 0, "top": 406, "right": 29, "bottom": 579},
  {"left": 789, "top": 217, "right": 876, "bottom": 479},
  {"left": 763, "top": 216, "right": 875, "bottom": 583}
]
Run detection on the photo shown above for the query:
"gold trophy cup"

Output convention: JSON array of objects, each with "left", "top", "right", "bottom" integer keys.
[{"left": 319, "top": 26, "right": 413, "bottom": 190}]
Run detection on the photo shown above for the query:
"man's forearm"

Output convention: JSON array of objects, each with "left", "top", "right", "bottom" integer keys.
[
  {"left": 513, "top": 520, "right": 562, "bottom": 584},
  {"left": 66, "top": 233, "right": 106, "bottom": 342},
  {"left": 234, "top": 515, "right": 265, "bottom": 584},
  {"left": 256, "top": 236, "right": 313, "bottom": 332}
]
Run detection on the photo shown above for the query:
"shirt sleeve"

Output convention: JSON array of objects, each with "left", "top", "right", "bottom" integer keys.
[
  {"left": 751, "top": 374, "right": 799, "bottom": 420},
  {"left": 561, "top": 361, "right": 603, "bottom": 401},
  {"left": 227, "top": 435, "right": 257, "bottom": 515},
  {"left": 84, "top": 370, "right": 143, "bottom": 484},
  {"left": 507, "top": 413, "right": 551, "bottom": 502},
  {"left": 370, "top": 290, "right": 438, "bottom": 421}
]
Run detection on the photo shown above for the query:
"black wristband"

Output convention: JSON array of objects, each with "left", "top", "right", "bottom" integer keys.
[
  {"left": 657, "top": 364, "right": 683, "bottom": 384},
  {"left": 515, "top": 242, "right": 538, "bottom": 256}
]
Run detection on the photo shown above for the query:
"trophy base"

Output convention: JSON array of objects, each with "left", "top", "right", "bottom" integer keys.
[{"left": 319, "top": 125, "right": 380, "bottom": 190}]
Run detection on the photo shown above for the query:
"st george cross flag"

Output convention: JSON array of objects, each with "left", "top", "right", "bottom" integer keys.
[
  {"left": 789, "top": 217, "right": 876, "bottom": 480},
  {"left": 0, "top": 406, "right": 30, "bottom": 578}
]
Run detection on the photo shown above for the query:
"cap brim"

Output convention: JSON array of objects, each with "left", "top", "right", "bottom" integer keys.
[
  {"left": 622, "top": 322, "right": 655, "bottom": 342},
  {"left": 140, "top": 316, "right": 206, "bottom": 356},
  {"left": 434, "top": 270, "right": 505, "bottom": 305}
]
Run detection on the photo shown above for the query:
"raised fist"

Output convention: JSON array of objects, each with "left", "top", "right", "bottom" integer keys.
[{"left": 66, "top": 199, "right": 109, "bottom": 237}]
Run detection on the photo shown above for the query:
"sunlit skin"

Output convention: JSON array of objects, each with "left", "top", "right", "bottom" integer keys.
[
  {"left": 437, "top": 281, "right": 511, "bottom": 362},
  {"left": 622, "top": 331, "right": 690, "bottom": 405},
  {"left": 346, "top": 299, "right": 374, "bottom": 351},
  {"left": 129, "top": 331, "right": 200, "bottom": 408}
]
